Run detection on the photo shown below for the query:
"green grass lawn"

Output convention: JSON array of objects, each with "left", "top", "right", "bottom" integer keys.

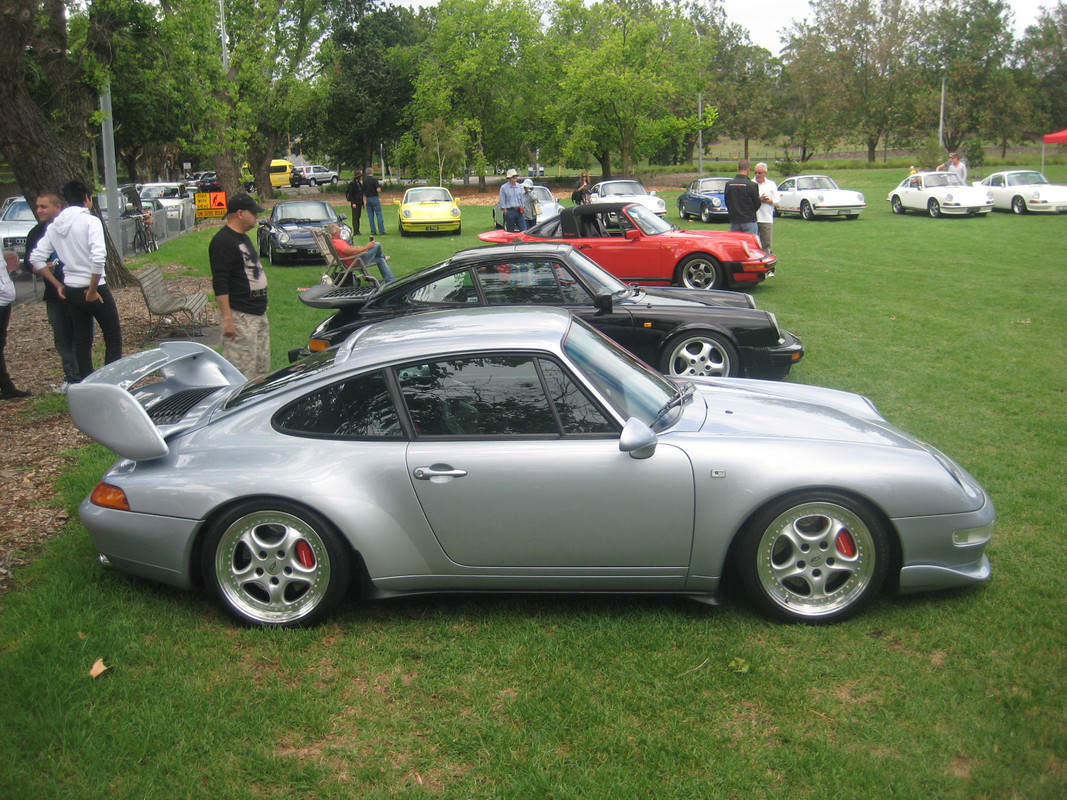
[{"left": 1, "top": 169, "right": 1064, "bottom": 799}]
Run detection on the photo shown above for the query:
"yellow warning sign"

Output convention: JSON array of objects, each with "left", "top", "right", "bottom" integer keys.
[{"left": 195, "top": 191, "right": 229, "bottom": 218}]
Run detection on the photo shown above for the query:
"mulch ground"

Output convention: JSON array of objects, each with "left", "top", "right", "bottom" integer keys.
[{"left": 0, "top": 266, "right": 216, "bottom": 595}]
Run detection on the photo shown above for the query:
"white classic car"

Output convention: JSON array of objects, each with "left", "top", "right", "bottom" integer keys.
[
  {"left": 888, "top": 172, "right": 993, "bottom": 217},
  {"left": 775, "top": 175, "right": 865, "bottom": 220},
  {"left": 492, "top": 183, "right": 565, "bottom": 228},
  {"left": 588, "top": 179, "right": 667, "bottom": 217},
  {"left": 979, "top": 170, "right": 1067, "bottom": 214}
]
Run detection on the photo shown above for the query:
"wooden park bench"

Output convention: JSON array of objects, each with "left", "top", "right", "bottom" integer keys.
[{"left": 135, "top": 264, "right": 208, "bottom": 338}]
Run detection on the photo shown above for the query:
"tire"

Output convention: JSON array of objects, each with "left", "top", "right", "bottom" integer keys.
[
  {"left": 1011, "top": 196, "right": 1027, "bottom": 215},
  {"left": 801, "top": 200, "right": 815, "bottom": 220},
  {"left": 736, "top": 492, "right": 889, "bottom": 623},
  {"left": 676, "top": 254, "right": 723, "bottom": 290},
  {"left": 456, "top": 224, "right": 462, "bottom": 235},
  {"left": 258, "top": 235, "right": 267, "bottom": 258},
  {"left": 400, "top": 223, "right": 409, "bottom": 237},
  {"left": 845, "top": 214, "right": 858, "bottom": 220},
  {"left": 309, "top": 179, "right": 318, "bottom": 187},
  {"left": 330, "top": 176, "right": 338, "bottom": 184},
  {"left": 891, "top": 195, "right": 904, "bottom": 215},
  {"left": 493, "top": 209, "right": 503, "bottom": 229},
  {"left": 659, "top": 331, "right": 738, "bottom": 378},
  {"left": 268, "top": 240, "right": 280, "bottom": 265},
  {"left": 201, "top": 500, "right": 352, "bottom": 627},
  {"left": 678, "top": 201, "right": 689, "bottom": 221},
  {"left": 700, "top": 204, "right": 713, "bottom": 224},
  {"left": 928, "top": 199, "right": 941, "bottom": 218}
]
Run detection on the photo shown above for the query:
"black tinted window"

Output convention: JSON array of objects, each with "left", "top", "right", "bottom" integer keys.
[{"left": 274, "top": 370, "right": 402, "bottom": 439}]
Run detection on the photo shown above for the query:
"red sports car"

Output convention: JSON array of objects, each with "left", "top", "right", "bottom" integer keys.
[{"left": 478, "top": 202, "right": 777, "bottom": 290}]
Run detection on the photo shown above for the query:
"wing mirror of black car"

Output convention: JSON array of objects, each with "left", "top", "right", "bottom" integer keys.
[
  {"left": 619, "top": 417, "right": 658, "bottom": 460},
  {"left": 594, "top": 292, "right": 613, "bottom": 314},
  {"left": 624, "top": 228, "right": 640, "bottom": 241}
]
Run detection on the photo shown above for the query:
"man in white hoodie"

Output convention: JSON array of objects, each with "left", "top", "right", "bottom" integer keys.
[{"left": 29, "top": 180, "right": 122, "bottom": 378}]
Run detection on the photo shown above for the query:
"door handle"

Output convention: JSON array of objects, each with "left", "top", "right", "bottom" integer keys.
[{"left": 413, "top": 465, "right": 468, "bottom": 480}]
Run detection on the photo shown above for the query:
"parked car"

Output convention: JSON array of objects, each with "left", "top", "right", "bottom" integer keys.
[
  {"left": 0, "top": 198, "right": 35, "bottom": 256},
  {"left": 492, "top": 184, "right": 564, "bottom": 228},
  {"left": 888, "top": 172, "right": 993, "bottom": 217},
  {"left": 140, "top": 182, "right": 194, "bottom": 223},
  {"left": 257, "top": 199, "right": 351, "bottom": 265},
  {"left": 478, "top": 202, "right": 776, "bottom": 290},
  {"left": 68, "top": 306, "right": 993, "bottom": 628},
  {"left": 978, "top": 170, "right": 1067, "bottom": 214},
  {"left": 196, "top": 172, "right": 221, "bottom": 193},
  {"left": 291, "top": 165, "right": 340, "bottom": 187},
  {"left": 775, "top": 175, "right": 866, "bottom": 220},
  {"left": 588, "top": 179, "right": 667, "bottom": 216},
  {"left": 289, "top": 242, "right": 803, "bottom": 379},
  {"left": 397, "top": 186, "right": 462, "bottom": 236},
  {"left": 677, "top": 177, "right": 731, "bottom": 222}
]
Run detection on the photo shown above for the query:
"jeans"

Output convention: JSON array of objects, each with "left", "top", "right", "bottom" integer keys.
[
  {"left": 504, "top": 207, "right": 527, "bottom": 232},
  {"left": 65, "top": 284, "right": 122, "bottom": 378},
  {"left": 46, "top": 300, "right": 81, "bottom": 382},
  {"left": 730, "top": 221, "right": 759, "bottom": 236},
  {"left": 359, "top": 243, "right": 395, "bottom": 282},
  {"left": 365, "top": 197, "right": 385, "bottom": 235}
]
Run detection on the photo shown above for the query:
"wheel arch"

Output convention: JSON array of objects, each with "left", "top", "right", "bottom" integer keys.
[{"left": 672, "top": 250, "right": 724, "bottom": 283}]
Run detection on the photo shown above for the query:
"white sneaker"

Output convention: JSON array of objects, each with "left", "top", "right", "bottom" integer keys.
[{"left": 53, "top": 382, "right": 69, "bottom": 394}]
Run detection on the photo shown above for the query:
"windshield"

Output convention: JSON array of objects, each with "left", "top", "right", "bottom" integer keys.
[
  {"left": 627, "top": 204, "right": 674, "bottom": 235},
  {"left": 275, "top": 202, "right": 335, "bottom": 222},
  {"left": 600, "top": 181, "right": 647, "bottom": 196},
  {"left": 796, "top": 176, "right": 840, "bottom": 191},
  {"left": 564, "top": 249, "right": 630, "bottom": 299},
  {"left": 1008, "top": 172, "right": 1048, "bottom": 186},
  {"left": 562, "top": 319, "right": 677, "bottom": 428},
  {"left": 924, "top": 173, "right": 964, "bottom": 188},
  {"left": 405, "top": 188, "right": 453, "bottom": 203},
  {"left": 2, "top": 201, "right": 34, "bottom": 222},
  {"left": 698, "top": 179, "right": 728, "bottom": 193},
  {"left": 531, "top": 186, "right": 555, "bottom": 203}
]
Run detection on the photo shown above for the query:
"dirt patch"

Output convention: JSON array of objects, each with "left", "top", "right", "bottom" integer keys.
[{"left": 0, "top": 267, "right": 216, "bottom": 595}]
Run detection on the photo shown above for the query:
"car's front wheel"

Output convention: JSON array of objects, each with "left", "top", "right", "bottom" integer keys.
[
  {"left": 801, "top": 200, "right": 815, "bottom": 220},
  {"left": 202, "top": 501, "right": 352, "bottom": 627},
  {"left": 267, "top": 240, "right": 277, "bottom": 265},
  {"left": 676, "top": 254, "right": 723, "bottom": 290},
  {"left": 678, "top": 201, "right": 689, "bottom": 221},
  {"left": 736, "top": 492, "right": 889, "bottom": 624},
  {"left": 700, "top": 204, "right": 714, "bottom": 224},
  {"left": 928, "top": 199, "right": 941, "bottom": 218},
  {"left": 659, "top": 331, "right": 738, "bottom": 378},
  {"left": 891, "top": 195, "right": 905, "bottom": 214},
  {"left": 309, "top": 179, "right": 318, "bottom": 187},
  {"left": 1011, "top": 196, "right": 1027, "bottom": 215},
  {"left": 330, "top": 176, "right": 338, "bottom": 184}
]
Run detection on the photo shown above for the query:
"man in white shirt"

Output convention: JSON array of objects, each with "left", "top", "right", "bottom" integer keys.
[
  {"left": 754, "top": 162, "right": 779, "bottom": 255},
  {"left": 29, "top": 180, "right": 123, "bottom": 378},
  {"left": 0, "top": 257, "right": 31, "bottom": 399}
]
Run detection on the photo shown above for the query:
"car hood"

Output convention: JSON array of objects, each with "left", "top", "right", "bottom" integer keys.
[
  {"left": 271, "top": 221, "right": 326, "bottom": 242},
  {"left": 686, "top": 378, "right": 921, "bottom": 449},
  {"left": 632, "top": 286, "right": 755, "bottom": 309}
]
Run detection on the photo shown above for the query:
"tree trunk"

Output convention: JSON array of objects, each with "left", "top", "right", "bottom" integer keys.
[{"left": 596, "top": 151, "right": 611, "bottom": 180}]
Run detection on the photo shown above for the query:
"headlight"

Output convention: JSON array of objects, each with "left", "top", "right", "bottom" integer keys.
[
  {"left": 816, "top": 194, "right": 825, "bottom": 204},
  {"left": 953, "top": 524, "right": 993, "bottom": 546},
  {"left": 923, "top": 443, "right": 982, "bottom": 500},
  {"left": 655, "top": 199, "right": 666, "bottom": 211},
  {"left": 340, "top": 228, "right": 353, "bottom": 243},
  {"left": 945, "top": 193, "right": 955, "bottom": 202},
  {"left": 857, "top": 193, "right": 865, "bottom": 203},
  {"left": 277, "top": 231, "right": 290, "bottom": 244},
  {"left": 450, "top": 206, "right": 461, "bottom": 218},
  {"left": 402, "top": 208, "right": 412, "bottom": 218},
  {"left": 711, "top": 198, "right": 722, "bottom": 208},
  {"left": 986, "top": 192, "right": 994, "bottom": 202}
]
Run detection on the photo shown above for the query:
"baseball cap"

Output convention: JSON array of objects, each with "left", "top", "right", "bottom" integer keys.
[{"left": 227, "top": 193, "right": 265, "bottom": 214}]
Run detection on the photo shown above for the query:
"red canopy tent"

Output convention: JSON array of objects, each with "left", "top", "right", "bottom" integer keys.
[{"left": 1042, "top": 128, "right": 1067, "bottom": 171}]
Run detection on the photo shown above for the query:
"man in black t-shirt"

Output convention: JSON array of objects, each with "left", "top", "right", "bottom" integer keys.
[
  {"left": 362, "top": 166, "right": 385, "bottom": 236},
  {"left": 724, "top": 159, "right": 760, "bottom": 235},
  {"left": 209, "top": 194, "right": 269, "bottom": 378}
]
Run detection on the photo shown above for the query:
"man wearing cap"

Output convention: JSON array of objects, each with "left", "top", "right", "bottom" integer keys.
[
  {"left": 499, "top": 169, "right": 527, "bottom": 232},
  {"left": 209, "top": 194, "right": 270, "bottom": 378}
]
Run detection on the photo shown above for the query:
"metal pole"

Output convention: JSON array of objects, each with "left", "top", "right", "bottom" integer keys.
[
  {"left": 99, "top": 81, "right": 123, "bottom": 260},
  {"left": 219, "top": 0, "right": 229, "bottom": 72}
]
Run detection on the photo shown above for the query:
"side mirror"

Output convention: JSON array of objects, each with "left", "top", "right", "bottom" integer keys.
[
  {"left": 624, "top": 228, "right": 640, "bottom": 241},
  {"left": 619, "top": 417, "right": 657, "bottom": 460},
  {"left": 593, "top": 292, "right": 613, "bottom": 314},
  {"left": 650, "top": 190, "right": 658, "bottom": 196}
]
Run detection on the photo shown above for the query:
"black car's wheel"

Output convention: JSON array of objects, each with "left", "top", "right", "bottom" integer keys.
[
  {"left": 700, "top": 204, "right": 714, "bottom": 224},
  {"left": 659, "top": 331, "right": 738, "bottom": 378},
  {"left": 258, "top": 234, "right": 267, "bottom": 258},
  {"left": 1011, "top": 196, "right": 1027, "bottom": 215},
  {"left": 928, "top": 199, "right": 941, "bottom": 218},
  {"left": 801, "top": 200, "right": 815, "bottom": 220},
  {"left": 678, "top": 201, "right": 689, "bottom": 221},
  {"left": 845, "top": 213, "right": 858, "bottom": 220},
  {"left": 736, "top": 492, "right": 889, "bottom": 624},
  {"left": 891, "top": 195, "right": 905, "bottom": 215},
  {"left": 676, "top": 254, "right": 723, "bottom": 290},
  {"left": 268, "top": 239, "right": 279, "bottom": 265},
  {"left": 202, "top": 500, "right": 352, "bottom": 627}
]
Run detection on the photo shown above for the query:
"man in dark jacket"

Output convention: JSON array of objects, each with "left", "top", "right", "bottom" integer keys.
[
  {"left": 724, "top": 159, "right": 760, "bottom": 235},
  {"left": 345, "top": 171, "right": 364, "bottom": 235}
]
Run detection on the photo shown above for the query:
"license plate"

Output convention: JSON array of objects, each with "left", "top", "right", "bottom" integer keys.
[{"left": 426, "top": 225, "right": 439, "bottom": 231}]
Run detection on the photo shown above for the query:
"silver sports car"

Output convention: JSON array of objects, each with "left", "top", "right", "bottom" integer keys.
[{"left": 68, "top": 307, "right": 993, "bottom": 627}]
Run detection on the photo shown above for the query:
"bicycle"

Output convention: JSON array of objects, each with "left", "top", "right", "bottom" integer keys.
[{"left": 127, "top": 212, "right": 158, "bottom": 254}]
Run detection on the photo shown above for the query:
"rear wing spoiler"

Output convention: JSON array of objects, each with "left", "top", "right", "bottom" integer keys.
[{"left": 67, "top": 341, "right": 245, "bottom": 460}]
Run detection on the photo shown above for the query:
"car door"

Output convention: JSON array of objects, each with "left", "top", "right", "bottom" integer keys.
[
  {"left": 900, "top": 176, "right": 925, "bottom": 210},
  {"left": 776, "top": 178, "right": 797, "bottom": 214},
  {"left": 986, "top": 175, "right": 1007, "bottom": 209},
  {"left": 399, "top": 354, "right": 695, "bottom": 576}
]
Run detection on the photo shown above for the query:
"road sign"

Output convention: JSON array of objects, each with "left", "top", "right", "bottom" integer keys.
[{"left": 195, "top": 191, "right": 228, "bottom": 218}]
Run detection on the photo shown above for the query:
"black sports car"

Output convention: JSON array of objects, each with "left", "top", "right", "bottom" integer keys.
[
  {"left": 289, "top": 243, "right": 803, "bottom": 380},
  {"left": 257, "top": 199, "right": 351, "bottom": 266}
]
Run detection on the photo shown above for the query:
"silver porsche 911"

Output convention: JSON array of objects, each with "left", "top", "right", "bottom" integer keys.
[{"left": 68, "top": 307, "right": 993, "bottom": 627}]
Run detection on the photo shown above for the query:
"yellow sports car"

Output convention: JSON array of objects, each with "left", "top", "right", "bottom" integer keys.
[{"left": 397, "top": 186, "right": 461, "bottom": 236}]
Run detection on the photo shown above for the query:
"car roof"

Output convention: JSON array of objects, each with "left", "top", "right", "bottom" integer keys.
[
  {"left": 450, "top": 242, "right": 576, "bottom": 262},
  {"left": 336, "top": 306, "right": 573, "bottom": 369}
]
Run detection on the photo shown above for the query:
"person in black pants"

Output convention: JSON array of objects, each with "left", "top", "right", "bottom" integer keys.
[{"left": 29, "top": 180, "right": 122, "bottom": 378}]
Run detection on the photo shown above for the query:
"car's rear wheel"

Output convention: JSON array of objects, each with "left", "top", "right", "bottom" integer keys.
[
  {"left": 736, "top": 492, "right": 889, "bottom": 624},
  {"left": 801, "top": 200, "right": 815, "bottom": 220},
  {"left": 659, "top": 331, "right": 738, "bottom": 378},
  {"left": 309, "top": 179, "right": 318, "bottom": 187},
  {"left": 891, "top": 195, "right": 905, "bottom": 214},
  {"left": 845, "top": 213, "right": 858, "bottom": 220},
  {"left": 1011, "top": 196, "right": 1027, "bottom": 215},
  {"left": 678, "top": 201, "right": 689, "bottom": 220},
  {"left": 928, "top": 199, "right": 941, "bottom": 218},
  {"left": 330, "top": 176, "right": 338, "bottom": 184},
  {"left": 700, "top": 205, "right": 714, "bottom": 223},
  {"left": 676, "top": 254, "right": 723, "bottom": 290},
  {"left": 202, "top": 501, "right": 352, "bottom": 627}
]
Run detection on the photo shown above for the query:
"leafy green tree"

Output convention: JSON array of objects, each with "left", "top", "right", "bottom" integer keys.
[
  {"left": 1019, "top": 2, "right": 1067, "bottom": 134},
  {"left": 417, "top": 117, "right": 466, "bottom": 185}
]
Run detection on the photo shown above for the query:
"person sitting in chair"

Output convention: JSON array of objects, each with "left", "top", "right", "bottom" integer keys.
[{"left": 325, "top": 224, "right": 395, "bottom": 282}]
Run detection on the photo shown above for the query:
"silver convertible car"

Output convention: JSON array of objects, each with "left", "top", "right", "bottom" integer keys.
[{"left": 68, "top": 308, "right": 993, "bottom": 627}]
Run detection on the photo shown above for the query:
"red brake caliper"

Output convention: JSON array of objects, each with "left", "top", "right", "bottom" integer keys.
[
  {"left": 295, "top": 540, "right": 316, "bottom": 568},
  {"left": 835, "top": 528, "right": 857, "bottom": 558}
]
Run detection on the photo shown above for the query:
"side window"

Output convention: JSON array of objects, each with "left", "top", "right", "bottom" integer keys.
[
  {"left": 780, "top": 179, "right": 794, "bottom": 192},
  {"left": 408, "top": 270, "right": 479, "bottom": 305},
  {"left": 274, "top": 370, "right": 402, "bottom": 439},
  {"left": 476, "top": 261, "right": 565, "bottom": 305},
  {"left": 553, "top": 263, "right": 591, "bottom": 305},
  {"left": 395, "top": 356, "right": 613, "bottom": 437}
]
